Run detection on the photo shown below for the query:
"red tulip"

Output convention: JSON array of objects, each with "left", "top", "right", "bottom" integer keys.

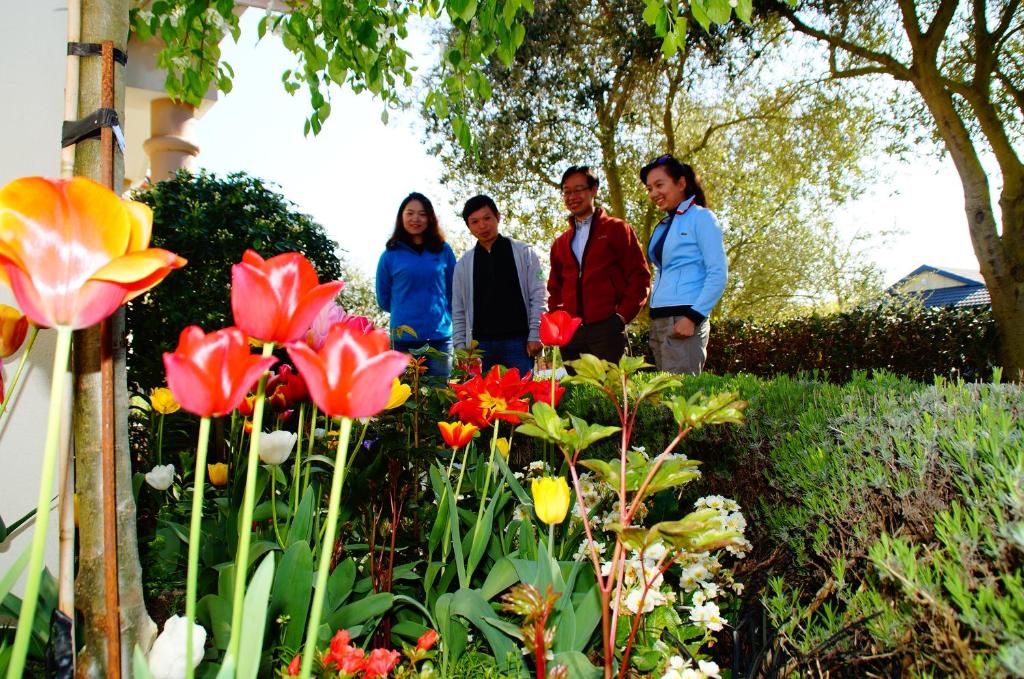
[
  {"left": 416, "top": 629, "right": 439, "bottom": 651},
  {"left": 448, "top": 366, "right": 532, "bottom": 427},
  {"left": 528, "top": 378, "right": 565, "bottom": 407},
  {"left": 286, "top": 654, "right": 301, "bottom": 676},
  {"left": 363, "top": 648, "right": 401, "bottom": 678},
  {"left": 438, "top": 421, "right": 479, "bottom": 448},
  {"left": 286, "top": 325, "right": 409, "bottom": 419},
  {"left": 0, "top": 176, "right": 185, "bottom": 329},
  {"left": 539, "top": 310, "right": 582, "bottom": 347},
  {"left": 237, "top": 393, "right": 257, "bottom": 417},
  {"left": 266, "top": 363, "right": 309, "bottom": 405},
  {"left": 163, "top": 326, "right": 277, "bottom": 418},
  {"left": 231, "top": 249, "right": 343, "bottom": 344}
]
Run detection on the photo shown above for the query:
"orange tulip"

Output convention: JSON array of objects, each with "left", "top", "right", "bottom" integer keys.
[
  {"left": 438, "top": 421, "right": 479, "bottom": 448},
  {"left": 0, "top": 305, "right": 28, "bottom": 358},
  {"left": 0, "top": 177, "right": 186, "bottom": 329}
]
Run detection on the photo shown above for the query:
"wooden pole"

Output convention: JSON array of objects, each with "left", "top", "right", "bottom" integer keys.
[{"left": 99, "top": 39, "right": 122, "bottom": 679}]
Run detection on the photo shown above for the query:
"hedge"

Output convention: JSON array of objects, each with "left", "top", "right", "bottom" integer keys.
[{"left": 627, "top": 305, "right": 997, "bottom": 383}]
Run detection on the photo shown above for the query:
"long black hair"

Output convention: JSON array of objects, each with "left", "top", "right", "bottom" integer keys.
[
  {"left": 639, "top": 155, "right": 710, "bottom": 208},
  {"left": 387, "top": 192, "right": 446, "bottom": 253}
]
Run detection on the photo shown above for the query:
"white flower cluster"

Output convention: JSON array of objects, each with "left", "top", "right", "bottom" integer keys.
[
  {"left": 695, "top": 495, "right": 752, "bottom": 557},
  {"left": 602, "top": 541, "right": 677, "bottom": 615},
  {"left": 659, "top": 656, "right": 721, "bottom": 679}
]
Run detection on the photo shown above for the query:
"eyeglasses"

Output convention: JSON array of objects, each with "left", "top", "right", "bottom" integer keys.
[{"left": 561, "top": 186, "right": 593, "bottom": 197}]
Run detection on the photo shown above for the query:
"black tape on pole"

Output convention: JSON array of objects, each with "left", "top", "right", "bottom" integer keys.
[
  {"left": 61, "top": 108, "right": 120, "bottom": 148},
  {"left": 67, "top": 42, "right": 127, "bottom": 65}
]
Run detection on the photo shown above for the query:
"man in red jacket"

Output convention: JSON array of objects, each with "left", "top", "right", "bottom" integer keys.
[{"left": 547, "top": 166, "right": 651, "bottom": 363}]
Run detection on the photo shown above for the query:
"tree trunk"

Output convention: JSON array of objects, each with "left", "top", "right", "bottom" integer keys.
[
  {"left": 73, "top": 1, "right": 157, "bottom": 676},
  {"left": 912, "top": 67, "right": 1024, "bottom": 380}
]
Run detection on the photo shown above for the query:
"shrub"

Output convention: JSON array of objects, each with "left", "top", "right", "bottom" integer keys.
[
  {"left": 628, "top": 304, "right": 998, "bottom": 382},
  {"left": 565, "top": 369, "right": 1021, "bottom": 675}
]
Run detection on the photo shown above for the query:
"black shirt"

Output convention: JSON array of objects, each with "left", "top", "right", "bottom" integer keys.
[{"left": 472, "top": 236, "right": 529, "bottom": 340}]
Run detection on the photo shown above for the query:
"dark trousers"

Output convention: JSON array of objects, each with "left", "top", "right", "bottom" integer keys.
[{"left": 560, "top": 315, "right": 627, "bottom": 364}]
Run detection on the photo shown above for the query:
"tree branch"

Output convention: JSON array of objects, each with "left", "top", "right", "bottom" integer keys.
[{"left": 776, "top": 4, "right": 914, "bottom": 81}]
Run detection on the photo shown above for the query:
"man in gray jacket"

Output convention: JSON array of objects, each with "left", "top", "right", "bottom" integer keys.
[{"left": 452, "top": 194, "right": 546, "bottom": 375}]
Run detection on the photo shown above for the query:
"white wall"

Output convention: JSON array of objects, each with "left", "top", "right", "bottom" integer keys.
[{"left": 0, "top": 0, "right": 67, "bottom": 592}]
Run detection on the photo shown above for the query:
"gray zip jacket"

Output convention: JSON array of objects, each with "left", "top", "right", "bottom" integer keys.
[{"left": 452, "top": 238, "right": 547, "bottom": 349}]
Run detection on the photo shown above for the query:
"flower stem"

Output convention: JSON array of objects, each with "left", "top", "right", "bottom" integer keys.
[
  {"left": 299, "top": 417, "right": 354, "bottom": 679},
  {"left": 292, "top": 403, "right": 305, "bottom": 515},
  {"left": 271, "top": 470, "right": 286, "bottom": 549},
  {"left": 470, "top": 423, "right": 500, "bottom": 551},
  {"left": 303, "top": 405, "right": 318, "bottom": 492},
  {"left": 184, "top": 416, "right": 211, "bottom": 679},
  {"left": 156, "top": 412, "right": 165, "bottom": 466},
  {"left": 225, "top": 341, "right": 274, "bottom": 666},
  {"left": 5, "top": 326, "right": 71, "bottom": 679},
  {"left": 0, "top": 324, "right": 39, "bottom": 421}
]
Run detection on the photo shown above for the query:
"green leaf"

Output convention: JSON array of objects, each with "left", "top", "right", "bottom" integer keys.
[
  {"left": 642, "top": 1, "right": 662, "bottom": 27},
  {"left": 690, "top": 0, "right": 711, "bottom": 30},
  {"left": 285, "top": 486, "right": 314, "bottom": 546},
  {"left": 0, "top": 547, "right": 30, "bottom": 611},
  {"left": 270, "top": 542, "right": 313, "bottom": 650},
  {"left": 735, "top": 0, "right": 754, "bottom": 22},
  {"left": 450, "top": 588, "right": 525, "bottom": 674},
  {"left": 705, "top": 0, "right": 734, "bottom": 24},
  {"left": 480, "top": 557, "right": 521, "bottom": 600},
  {"left": 466, "top": 485, "right": 501, "bottom": 581},
  {"left": 326, "top": 592, "right": 393, "bottom": 630},
  {"left": 197, "top": 594, "right": 232, "bottom": 650},
  {"left": 551, "top": 651, "right": 601, "bottom": 679},
  {"left": 327, "top": 558, "right": 356, "bottom": 612},
  {"left": 237, "top": 553, "right": 275, "bottom": 679}
]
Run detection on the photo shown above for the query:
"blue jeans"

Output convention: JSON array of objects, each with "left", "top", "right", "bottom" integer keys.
[
  {"left": 476, "top": 336, "right": 533, "bottom": 375},
  {"left": 392, "top": 337, "right": 453, "bottom": 381}
]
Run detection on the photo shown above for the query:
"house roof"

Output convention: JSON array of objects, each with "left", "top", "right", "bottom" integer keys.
[
  {"left": 888, "top": 264, "right": 990, "bottom": 308},
  {"left": 891, "top": 264, "right": 986, "bottom": 288}
]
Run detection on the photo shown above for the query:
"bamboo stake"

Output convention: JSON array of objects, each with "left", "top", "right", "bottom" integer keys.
[{"left": 56, "top": 0, "right": 81, "bottom": 644}]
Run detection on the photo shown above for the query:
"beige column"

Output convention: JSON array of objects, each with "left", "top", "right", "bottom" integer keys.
[{"left": 142, "top": 97, "right": 199, "bottom": 182}]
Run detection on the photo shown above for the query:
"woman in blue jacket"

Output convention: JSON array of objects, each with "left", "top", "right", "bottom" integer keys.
[
  {"left": 640, "top": 155, "right": 728, "bottom": 375},
  {"left": 376, "top": 192, "right": 457, "bottom": 379}
]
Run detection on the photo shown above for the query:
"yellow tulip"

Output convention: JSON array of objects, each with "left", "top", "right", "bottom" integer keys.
[
  {"left": 384, "top": 378, "right": 411, "bottom": 410},
  {"left": 207, "top": 463, "right": 229, "bottom": 487},
  {"left": 495, "top": 437, "right": 510, "bottom": 460},
  {"left": 150, "top": 387, "right": 181, "bottom": 415},
  {"left": 531, "top": 476, "right": 571, "bottom": 525}
]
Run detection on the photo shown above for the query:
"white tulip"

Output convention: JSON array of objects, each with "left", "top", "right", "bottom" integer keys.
[
  {"left": 144, "top": 464, "right": 175, "bottom": 491},
  {"left": 258, "top": 430, "right": 297, "bottom": 465},
  {"left": 313, "top": 427, "right": 326, "bottom": 439},
  {"left": 147, "top": 615, "right": 206, "bottom": 679}
]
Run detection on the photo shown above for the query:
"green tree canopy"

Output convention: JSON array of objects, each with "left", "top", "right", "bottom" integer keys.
[
  {"left": 424, "top": 1, "right": 888, "bottom": 318},
  {"left": 126, "top": 170, "right": 345, "bottom": 390}
]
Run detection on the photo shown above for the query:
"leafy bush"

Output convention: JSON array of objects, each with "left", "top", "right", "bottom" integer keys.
[
  {"left": 565, "top": 370, "right": 1021, "bottom": 676},
  {"left": 628, "top": 304, "right": 997, "bottom": 382},
  {"left": 126, "top": 171, "right": 345, "bottom": 390}
]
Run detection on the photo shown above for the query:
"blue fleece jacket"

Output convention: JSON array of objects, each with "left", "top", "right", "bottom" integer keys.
[
  {"left": 376, "top": 241, "right": 457, "bottom": 341},
  {"left": 647, "top": 197, "right": 728, "bottom": 319}
]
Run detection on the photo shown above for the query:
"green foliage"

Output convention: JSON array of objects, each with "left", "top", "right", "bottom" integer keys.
[
  {"left": 132, "top": 1, "right": 794, "bottom": 150},
  {"left": 579, "top": 369, "right": 1020, "bottom": 676},
  {"left": 126, "top": 171, "right": 344, "bottom": 390},
  {"left": 702, "top": 303, "right": 998, "bottom": 383}
]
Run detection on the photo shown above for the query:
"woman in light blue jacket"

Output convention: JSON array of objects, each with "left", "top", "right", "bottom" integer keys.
[
  {"left": 640, "top": 155, "right": 727, "bottom": 375},
  {"left": 376, "top": 192, "right": 457, "bottom": 379}
]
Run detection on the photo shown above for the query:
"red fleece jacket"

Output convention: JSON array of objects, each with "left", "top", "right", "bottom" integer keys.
[{"left": 547, "top": 208, "right": 651, "bottom": 324}]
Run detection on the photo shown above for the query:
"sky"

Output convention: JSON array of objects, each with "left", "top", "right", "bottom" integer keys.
[{"left": 194, "top": 10, "right": 981, "bottom": 287}]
